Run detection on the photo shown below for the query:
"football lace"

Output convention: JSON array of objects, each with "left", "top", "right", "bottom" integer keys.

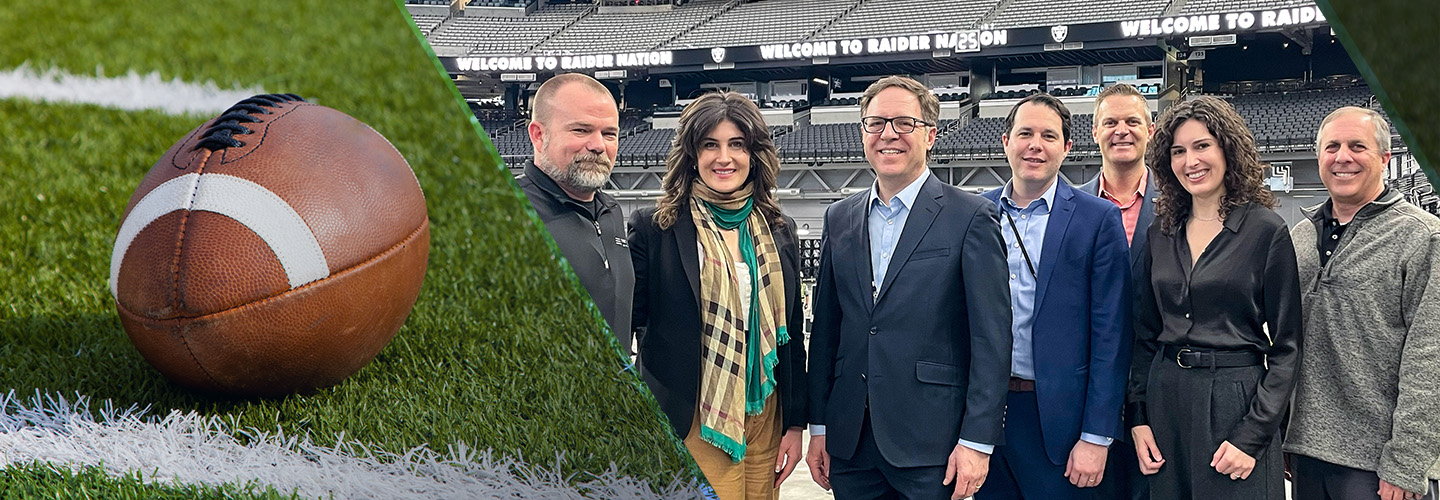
[{"left": 192, "top": 93, "right": 307, "bottom": 151}]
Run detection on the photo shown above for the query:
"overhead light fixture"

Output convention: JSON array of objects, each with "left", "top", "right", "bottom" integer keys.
[{"left": 812, "top": 77, "right": 828, "bottom": 85}]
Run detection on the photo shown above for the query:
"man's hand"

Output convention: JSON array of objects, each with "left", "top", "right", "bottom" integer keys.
[
  {"left": 1065, "top": 440, "right": 1108, "bottom": 488},
  {"left": 775, "top": 427, "right": 803, "bottom": 488},
  {"left": 1211, "top": 441, "right": 1255, "bottom": 481},
  {"left": 943, "top": 444, "right": 990, "bottom": 500},
  {"left": 806, "top": 435, "right": 831, "bottom": 491},
  {"left": 1131, "top": 425, "right": 1165, "bottom": 475},
  {"left": 1378, "top": 479, "right": 1424, "bottom": 500}
]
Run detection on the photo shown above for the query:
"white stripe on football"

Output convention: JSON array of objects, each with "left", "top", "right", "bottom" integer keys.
[{"left": 108, "top": 172, "right": 329, "bottom": 298}]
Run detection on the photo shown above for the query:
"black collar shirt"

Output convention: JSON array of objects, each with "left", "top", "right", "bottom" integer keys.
[
  {"left": 516, "top": 161, "right": 634, "bottom": 349},
  {"left": 1315, "top": 186, "right": 1395, "bottom": 267},
  {"left": 1127, "top": 201, "right": 1304, "bottom": 457}
]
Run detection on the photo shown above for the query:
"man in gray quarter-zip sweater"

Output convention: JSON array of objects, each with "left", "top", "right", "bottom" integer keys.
[{"left": 1287, "top": 106, "right": 1440, "bottom": 500}]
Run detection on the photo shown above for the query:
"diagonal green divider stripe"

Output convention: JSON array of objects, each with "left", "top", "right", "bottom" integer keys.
[
  {"left": 390, "top": 0, "right": 711, "bottom": 489},
  {"left": 1318, "top": 0, "right": 1440, "bottom": 189}
]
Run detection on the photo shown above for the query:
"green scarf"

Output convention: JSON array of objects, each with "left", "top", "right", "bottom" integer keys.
[{"left": 689, "top": 179, "right": 789, "bottom": 462}]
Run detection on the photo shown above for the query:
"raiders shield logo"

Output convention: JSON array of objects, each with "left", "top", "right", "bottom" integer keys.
[
  {"left": 1051, "top": 25, "right": 1069, "bottom": 43},
  {"left": 711, "top": 47, "right": 726, "bottom": 63}
]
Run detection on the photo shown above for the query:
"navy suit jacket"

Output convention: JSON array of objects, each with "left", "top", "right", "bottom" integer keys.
[
  {"left": 809, "top": 174, "right": 1013, "bottom": 468},
  {"left": 982, "top": 181, "right": 1133, "bottom": 465},
  {"left": 1077, "top": 169, "right": 1159, "bottom": 272}
]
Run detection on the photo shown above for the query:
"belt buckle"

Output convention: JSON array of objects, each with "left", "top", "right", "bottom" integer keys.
[{"left": 1176, "top": 348, "right": 1194, "bottom": 369}]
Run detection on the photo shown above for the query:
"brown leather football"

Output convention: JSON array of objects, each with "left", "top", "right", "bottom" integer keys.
[{"left": 110, "top": 94, "right": 430, "bottom": 397}]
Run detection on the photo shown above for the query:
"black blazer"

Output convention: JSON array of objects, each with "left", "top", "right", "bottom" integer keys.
[
  {"left": 628, "top": 203, "right": 808, "bottom": 439},
  {"left": 808, "top": 174, "right": 1013, "bottom": 468}
]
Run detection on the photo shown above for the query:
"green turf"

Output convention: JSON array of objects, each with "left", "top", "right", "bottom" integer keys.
[
  {"left": 0, "top": 0, "right": 693, "bottom": 490},
  {"left": 1321, "top": 0, "right": 1440, "bottom": 189},
  {"left": 0, "top": 463, "right": 302, "bottom": 500}
]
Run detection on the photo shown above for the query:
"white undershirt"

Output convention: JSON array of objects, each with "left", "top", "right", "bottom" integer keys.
[{"left": 697, "top": 241, "right": 752, "bottom": 321}]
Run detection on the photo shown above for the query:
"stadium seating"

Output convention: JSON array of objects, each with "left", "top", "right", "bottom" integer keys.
[
  {"left": 1225, "top": 86, "right": 1375, "bottom": 152},
  {"left": 668, "top": 0, "right": 855, "bottom": 48},
  {"left": 1393, "top": 170, "right": 1439, "bottom": 214},
  {"left": 617, "top": 128, "right": 677, "bottom": 165},
  {"left": 411, "top": 14, "right": 448, "bottom": 35},
  {"left": 482, "top": 83, "right": 1386, "bottom": 168},
  {"left": 532, "top": 0, "right": 732, "bottom": 54},
  {"left": 467, "top": 0, "right": 530, "bottom": 7},
  {"left": 813, "top": 0, "right": 991, "bottom": 41},
  {"left": 619, "top": 116, "right": 650, "bottom": 134},
  {"left": 429, "top": 4, "right": 589, "bottom": 54},
  {"left": 424, "top": 0, "right": 1327, "bottom": 56},
  {"left": 989, "top": 0, "right": 1167, "bottom": 28},
  {"left": 1181, "top": 0, "right": 1314, "bottom": 15},
  {"left": 775, "top": 123, "right": 865, "bottom": 163}
]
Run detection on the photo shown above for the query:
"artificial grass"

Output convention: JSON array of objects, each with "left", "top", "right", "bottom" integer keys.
[
  {"left": 1321, "top": 0, "right": 1440, "bottom": 188},
  {"left": 0, "top": 463, "right": 301, "bottom": 500},
  {"left": 0, "top": 0, "right": 693, "bottom": 491}
]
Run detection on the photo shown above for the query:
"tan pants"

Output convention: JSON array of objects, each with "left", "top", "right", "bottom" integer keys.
[{"left": 684, "top": 395, "right": 783, "bottom": 500}]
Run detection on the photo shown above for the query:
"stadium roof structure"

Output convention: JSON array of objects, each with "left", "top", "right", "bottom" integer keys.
[{"left": 428, "top": 1, "right": 1326, "bottom": 86}]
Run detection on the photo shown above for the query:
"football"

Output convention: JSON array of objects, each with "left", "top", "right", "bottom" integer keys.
[{"left": 109, "top": 94, "right": 430, "bottom": 397}]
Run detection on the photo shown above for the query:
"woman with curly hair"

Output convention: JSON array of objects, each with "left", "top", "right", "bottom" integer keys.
[
  {"left": 1125, "top": 96, "right": 1302, "bottom": 499},
  {"left": 628, "top": 91, "right": 806, "bottom": 498}
]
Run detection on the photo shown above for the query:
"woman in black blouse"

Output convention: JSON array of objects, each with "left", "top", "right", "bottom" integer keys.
[{"left": 1126, "top": 96, "right": 1302, "bottom": 499}]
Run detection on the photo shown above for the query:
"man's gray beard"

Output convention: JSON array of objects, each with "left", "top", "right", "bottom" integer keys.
[
  {"left": 538, "top": 157, "right": 611, "bottom": 194},
  {"left": 564, "top": 161, "right": 611, "bottom": 191}
]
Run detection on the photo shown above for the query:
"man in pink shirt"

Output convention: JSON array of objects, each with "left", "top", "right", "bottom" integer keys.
[{"left": 1078, "top": 82, "right": 1157, "bottom": 500}]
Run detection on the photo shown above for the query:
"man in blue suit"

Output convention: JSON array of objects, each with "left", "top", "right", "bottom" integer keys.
[
  {"left": 1078, "top": 83, "right": 1157, "bottom": 500},
  {"left": 977, "top": 94, "right": 1132, "bottom": 500},
  {"left": 806, "top": 76, "right": 1013, "bottom": 500}
]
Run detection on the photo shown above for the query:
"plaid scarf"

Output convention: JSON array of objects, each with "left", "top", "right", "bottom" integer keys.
[{"left": 689, "top": 180, "right": 789, "bottom": 462}]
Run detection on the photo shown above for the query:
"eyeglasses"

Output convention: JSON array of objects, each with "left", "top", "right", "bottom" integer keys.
[{"left": 861, "top": 116, "right": 931, "bottom": 134}]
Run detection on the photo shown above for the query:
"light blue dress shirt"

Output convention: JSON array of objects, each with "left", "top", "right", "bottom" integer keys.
[
  {"left": 998, "top": 180, "right": 1056, "bottom": 382},
  {"left": 997, "top": 179, "right": 1112, "bottom": 447},
  {"left": 811, "top": 172, "right": 997, "bottom": 454},
  {"left": 867, "top": 171, "right": 928, "bottom": 296}
]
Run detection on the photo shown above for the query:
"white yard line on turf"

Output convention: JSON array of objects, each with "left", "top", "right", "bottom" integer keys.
[
  {"left": 0, "top": 391, "right": 704, "bottom": 499},
  {"left": 0, "top": 64, "right": 265, "bottom": 115}
]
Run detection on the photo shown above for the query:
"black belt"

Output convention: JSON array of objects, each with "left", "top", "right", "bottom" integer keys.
[
  {"left": 1008, "top": 377, "right": 1036, "bottom": 392},
  {"left": 1162, "top": 345, "right": 1264, "bottom": 369}
]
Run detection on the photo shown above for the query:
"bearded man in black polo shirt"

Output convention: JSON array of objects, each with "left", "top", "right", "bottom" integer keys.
[{"left": 516, "top": 73, "right": 634, "bottom": 351}]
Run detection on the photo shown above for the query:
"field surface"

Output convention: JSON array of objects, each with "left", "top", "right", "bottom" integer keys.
[{"left": 0, "top": 1, "right": 697, "bottom": 497}]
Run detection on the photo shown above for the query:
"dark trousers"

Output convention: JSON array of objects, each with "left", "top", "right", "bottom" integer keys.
[
  {"left": 976, "top": 390, "right": 1084, "bottom": 500},
  {"left": 830, "top": 410, "right": 952, "bottom": 500},
  {"left": 1092, "top": 428, "right": 1148, "bottom": 500},
  {"left": 1291, "top": 454, "right": 1438, "bottom": 500},
  {"left": 1143, "top": 353, "right": 1284, "bottom": 499}
]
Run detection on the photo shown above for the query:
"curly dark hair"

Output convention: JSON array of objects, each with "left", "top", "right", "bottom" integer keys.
[
  {"left": 1147, "top": 96, "right": 1275, "bottom": 236},
  {"left": 653, "top": 91, "right": 785, "bottom": 230}
]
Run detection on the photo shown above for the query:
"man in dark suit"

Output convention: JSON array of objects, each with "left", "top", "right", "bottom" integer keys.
[
  {"left": 976, "top": 94, "right": 1132, "bottom": 500},
  {"left": 806, "top": 75, "right": 1013, "bottom": 500},
  {"left": 1078, "top": 83, "right": 1157, "bottom": 500}
]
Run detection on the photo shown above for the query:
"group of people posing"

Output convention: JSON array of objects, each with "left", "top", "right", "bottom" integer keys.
[{"left": 517, "top": 73, "right": 1440, "bottom": 500}]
